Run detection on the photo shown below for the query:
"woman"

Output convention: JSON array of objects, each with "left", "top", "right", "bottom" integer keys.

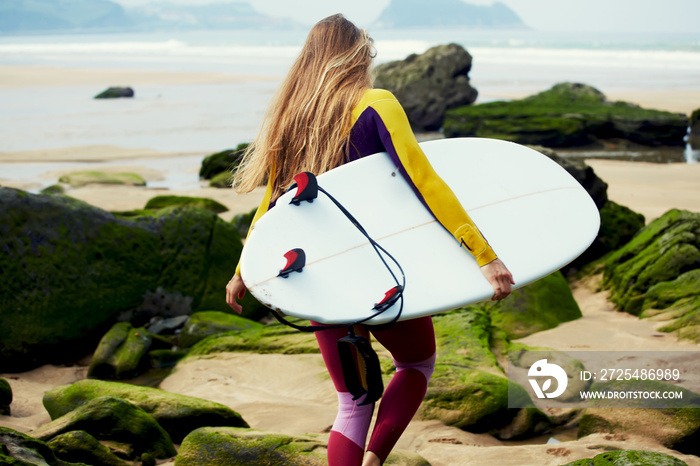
[{"left": 226, "top": 14, "right": 514, "bottom": 466}]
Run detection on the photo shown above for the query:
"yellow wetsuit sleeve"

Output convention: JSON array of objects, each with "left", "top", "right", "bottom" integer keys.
[
  {"left": 234, "top": 171, "right": 275, "bottom": 276},
  {"left": 359, "top": 89, "right": 497, "bottom": 266}
]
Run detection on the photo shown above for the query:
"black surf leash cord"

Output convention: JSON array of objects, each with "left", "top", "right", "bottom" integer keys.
[{"left": 270, "top": 171, "right": 406, "bottom": 333}]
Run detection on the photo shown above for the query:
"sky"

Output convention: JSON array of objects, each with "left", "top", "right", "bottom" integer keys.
[{"left": 113, "top": 0, "right": 700, "bottom": 33}]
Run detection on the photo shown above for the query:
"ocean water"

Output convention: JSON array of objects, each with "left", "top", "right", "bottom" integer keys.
[{"left": 1, "top": 28, "right": 699, "bottom": 187}]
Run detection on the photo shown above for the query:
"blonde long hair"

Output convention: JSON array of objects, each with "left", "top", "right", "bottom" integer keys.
[{"left": 233, "top": 14, "right": 375, "bottom": 200}]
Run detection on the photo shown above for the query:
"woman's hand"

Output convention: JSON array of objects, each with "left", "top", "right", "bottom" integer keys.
[
  {"left": 480, "top": 258, "right": 515, "bottom": 301},
  {"left": 226, "top": 273, "right": 247, "bottom": 314}
]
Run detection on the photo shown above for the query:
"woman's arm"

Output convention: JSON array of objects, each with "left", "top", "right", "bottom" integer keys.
[{"left": 368, "top": 90, "right": 513, "bottom": 298}]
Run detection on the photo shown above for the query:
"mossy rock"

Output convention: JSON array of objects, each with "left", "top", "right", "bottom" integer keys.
[
  {"left": 185, "top": 320, "right": 319, "bottom": 358},
  {"left": 209, "top": 171, "right": 233, "bottom": 188},
  {"left": 174, "top": 427, "right": 327, "bottom": 466},
  {"left": 94, "top": 87, "right": 134, "bottom": 99},
  {"left": 43, "top": 379, "right": 248, "bottom": 443},
  {"left": 578, "top": 407, "right": 700, "bottom": 456},
  {"left": 47, "top": 430, "right": 131, "bottom": 466},
  {"left": 420, "top": 308, "right": 551, "bottom": 438},
  {"left": 231, "top": 207, "right": 257, "bottom": 238},
  {"left": 144, "top": 195, "right": 228, "bottom": 214},
  {"left": 40, "top": 184, "right": 66, "bottom": 195},
  {"left": 199, "top": 143, "right": 249, "bottom": 180},
  {"left": 420, "top": 367, "right": 548, "bottom": 438},
  {"left": 58, "top": 171, "right": 146, "bottom": 187},
  {"left": 174, "top": 427, "right": 430, "bottom": 466},
  {"left": 179, "top": 311, "right": 263, "bottom": 348},
  {"left": 0, "top": 378, "right": 11, "bottom": 416},
  {"left": 444, "top": 82, "right": 687, "bottom": 148},
  {"left": 561, "top": 449, "right": 687, "bottom": 466},
  {"left": 574, "top": 200, "right": 645, "bottom": 271},
  {"left": 32, "top": 396, "right": 176, "bottom": 460},
  {"left": 601, "top": 209, "right": 700, "bottom": 323},
  {"left": 0, "top": 187, "right": 259, "bottom": 371},
  {"left": 643, "top": 269, "right": 700, "bottom": 341},
  {"left": 0, "top": 427, "right": 88, "bottom": 466},
  {"left": 482, "top": 271, "right": 582, "bottom": 339},
  {"left": 88, "top": 322, "right": 152, "bottom": 379}
]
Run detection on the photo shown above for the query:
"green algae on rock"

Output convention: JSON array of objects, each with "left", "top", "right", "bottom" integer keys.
[
  {"left": 420, "top": 307, "right": 552, "bottom": 439},
  {"left": 0, "top": 426, "right": 89, "bottom": 466},
  {"left": 599, "top": 209, "right": 700, "bottom": 341},
  {"left": 58, "top": 171, "right": 146, "bottom": 187},
  {"left": 0, "top": 187, "right": 260, "bottom": 370},
  {"left": 199, "top": 143, "right": 249, "bottom": 181},
  {"left": 144, "top": 195, "right": 228, "bottom": 214},
  {"left": 185, "top": 320, "right": 319, "bottom": 358},
  {"left": 482, "top": 271, "right": 582, "bottom": 339},
  {"left": 88, "top": 322, "right": 152, "bottom": 379},
  {"left": 443, "top": 82, "right": 688, "bottom": 148},
  {"left": 561, "top": 449, "right": 688, "bottom": 466},
  {"left": 0, "top": 378, "right": 11, "bottom": 416},
  {"left": 47, "top": 430, "right": 132, "bottom": 466},
  {"left": 43, "top": 379, "right": 248, "bottom": 443},
  {"left": 179, "top": 311, "right": 263, "bottom": 349},
  {"left": 174, "top": 427, "right": 430, "bottom": 466},
  {"left": 174, "top": 427, "right": 328, "bottom": 466},
  {"left": 32, "top": 396, "right": 176, "bottom": 460}
]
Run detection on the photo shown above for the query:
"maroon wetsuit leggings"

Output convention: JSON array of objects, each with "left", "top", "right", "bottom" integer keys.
[{"left": 313, "top": 316, "right": 436, "bottom": 465}]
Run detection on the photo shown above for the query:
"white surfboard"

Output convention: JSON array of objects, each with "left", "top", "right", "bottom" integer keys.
[{"left": 239, "top": 138, "right": 600, "bottom": 325}]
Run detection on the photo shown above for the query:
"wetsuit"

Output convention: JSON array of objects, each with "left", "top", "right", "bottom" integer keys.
[{"left": 238, "top": 89, "right": 496, "bottom": 464}]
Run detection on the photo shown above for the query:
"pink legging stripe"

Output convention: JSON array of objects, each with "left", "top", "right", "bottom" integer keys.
[{"left": 314, "top": 316, "right": 436, "bottom": 465}]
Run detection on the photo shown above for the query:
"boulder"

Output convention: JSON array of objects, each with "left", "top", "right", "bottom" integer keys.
[
  {"left": 573, "top": 200, "right": 645, "bottom": 273},
  {"left": 373, "top": 43, "right": 478, "bottom": 130},
  {"left": 231, "top": 207, "right": 257, "bottom": 238},
  {"left": 47, "top": 430, "right": 132, "bottom": 466},
  {"left": 179, "top": 311, "right": 263, "bottom": 348},
  {"left": 94, "top": 87, "right": 134, "bottom": 99},
  {"left": 199, "top": 143, "right": 249, "bottom": 181},
  {"left": 483, "top": 271, "right": 582, "bottom": 339},
  {"left": 578, "top": 407, "right": 700, "bottom": 456},
  {"left": 31, "top": 396, "right": 176, "bottom": 460},
  {"left": 43, "top": 379, "right": 248, "bottom": 443},
  {"left": 0, "top": 378, "right": 11, "bottom": 416},
  {"left": 690, "top": 108, "right": 700, "bottom": 149},
  {"left": 174, "top": 427, "right": 430, "bottom": 466},
  {"left": 444, "top": 82, "right": 688, "bottom": 148},
  {"left": 144, "top": 195, "right": 228, "bottom": 214},
  {"left": 562, "top": 449, "right": 688, "bottom": 466},
  {"left": 0, "top": 187, "right": 263, "bottom": 371},
  {"left": 87, "top": 322, "right": 152, "bottom": 379},
  {"left": 419, "top": 307, "right": 552, "bottom": 439},
  {"left": 0, "top": 426, "right": 87, "bottom": 466},
  {"left": 599, "top": 209, "right": 700, "bottom": 340},
  {"left": 184, "top": 319, "right": 319, "bottom": 358}
]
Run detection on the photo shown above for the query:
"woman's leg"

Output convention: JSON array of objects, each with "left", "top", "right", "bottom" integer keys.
[
  {"left": 314, "top": 324, "right": 375, "bottom": 466},
  {"left": 365, "top": 316, "right": 436, "bottom": 463}
]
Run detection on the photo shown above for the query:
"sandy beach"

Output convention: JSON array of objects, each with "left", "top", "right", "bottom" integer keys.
[{"left": 1, "top": 64, "right": 699, "bottom": 465}]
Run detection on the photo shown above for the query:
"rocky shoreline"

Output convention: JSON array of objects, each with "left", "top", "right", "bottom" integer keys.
[{"left": 1, "top": 43, "right": 700, "bottom": 465}]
